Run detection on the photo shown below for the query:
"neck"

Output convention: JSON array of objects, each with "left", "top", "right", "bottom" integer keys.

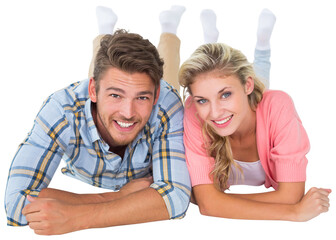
[
  {"left": 109, "top": 145, "right": 127, "bottom": 158},
  {"left": 229, "top": 108, "right": 256, "bottom": 143}
]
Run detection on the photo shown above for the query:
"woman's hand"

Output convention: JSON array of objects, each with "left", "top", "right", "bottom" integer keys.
[{"left": 294, "top": 187, "right": 331, "bottom": 221}]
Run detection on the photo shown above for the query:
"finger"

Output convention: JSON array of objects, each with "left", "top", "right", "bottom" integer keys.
[
  {"left": 22, "top": 201, "right": 42, "bottom": 215},
  {"left": 27, "top": 195, "right": 37, "bottom": 202},
  {"left": 25, "top": 211, "right": 44, "bottom": 223},
  {"left": 34, "top": 229, "right": 49, "bottom": 236},
  {"left": 319, "top": 188, "right": 332, "bottom": 195},
  {"left": 320, "top": 204, "right": 329, "bottom": 213},
  {"left": 28, "top": 221, "right": 44, "bottom": 230},
  {"left": 320, "top": 200, "right": 330, "bottom": 209},
  {"left": 319, "top": 194, "right": 330, "bottom": 203}
]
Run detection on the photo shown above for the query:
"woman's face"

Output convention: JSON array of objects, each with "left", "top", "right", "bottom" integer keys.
[{"left": 189, "top": 71, "right": 254, "bottom": 137}]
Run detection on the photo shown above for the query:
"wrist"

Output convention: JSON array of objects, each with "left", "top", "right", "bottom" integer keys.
[
  {"left": 72, "top": 204, "right": 95, "bottom": 231},
  {"left": 288, "top": 203, "right": 300, "bottom": 222},
  {"left": 275, "top": 203, "right": 298, "bottom": 221}
]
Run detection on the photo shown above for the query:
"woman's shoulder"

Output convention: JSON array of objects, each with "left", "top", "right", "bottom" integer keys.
[
  {"left": 257, "top": 89, "right": 303, "bottom": 137},
  {"left": 261, "top": 90, "right": 293, "bottom": 105},
  {"left": 258, "top": 90, "right": 296, "bottom": 115}
]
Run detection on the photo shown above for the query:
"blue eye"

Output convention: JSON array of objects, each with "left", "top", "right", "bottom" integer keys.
[
  {"left": 138, "top": 96, "right": 149, "bottom": 101},
  {"left": 110, "top": 94, "right": 120, "bottom": 98},
  {"left": 221, "top": 92, "right": 231, "bottom": 99},
  {"left": 197, "top": 99, "right": 207, "bottom": 104}
]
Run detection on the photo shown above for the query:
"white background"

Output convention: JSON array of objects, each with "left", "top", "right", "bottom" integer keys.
[{"left": 0, "top": 0, "right": 335, "bottom": 239}]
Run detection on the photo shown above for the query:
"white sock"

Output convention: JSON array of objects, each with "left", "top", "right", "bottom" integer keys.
[
  {"left": 200, "top": 9, "right": 219, "bottom": 44},
  {"left": 159, "top": 5, "right": 186, "bottom": 34},
  {"left": 256, "top": 8, "right": 276, "bottom": 50},
  {"left": 96, "top": 6, "right": 118, "bottom": 35}
]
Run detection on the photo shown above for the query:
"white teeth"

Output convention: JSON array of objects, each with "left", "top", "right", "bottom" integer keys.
[
  {"left": 214, "top": 115, "right": 233, "bottom": 125},
  {"left": 116, "top": 121, "right": 135, "bottom": 128}
]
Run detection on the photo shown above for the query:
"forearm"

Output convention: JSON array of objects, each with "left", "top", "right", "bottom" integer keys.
[
  {"left": 73, "top": 188, "right": 169, "bottom": 230},
  {"left": 229, "top": 190, "right": 299, "bottom": 205},
  {"left": 228, "top": 182, "right": 305, "bottom": 204},
  {"left": 39, "top": 188, "right": 123, "bottom": 204},
  {"left": 194, "top": 185, "right": 299, "bottom": 221},
  {"left": 199, "top": 192, "right": 297, "bottom": 221}
]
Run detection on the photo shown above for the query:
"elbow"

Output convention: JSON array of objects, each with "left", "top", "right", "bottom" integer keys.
[
  {"left": 5, "top": 198, "right": 28, "bottom": 226},
  {"left": 196, "top": 198, "right": 217, "bottom": 217},
  {"left": 198, "top": 203, "right": 214, "bottom": 217},
  {"left": 194, "top": 193, "right": 221, "bottom": 217},
  {"left": 170, "top": 187, "right": 191, "bottom": 219},
  {"left": 151, "top": 181, "right": 191, "bottom": 219},
  {"left": 173, "top": 192, "right": 191, "bottom": 219},
  {"left": 5, "top": 189, "right": 38, "bottom": 226},
  {"left": 198, "top": 207, "right": 208, "bottom": 216}
]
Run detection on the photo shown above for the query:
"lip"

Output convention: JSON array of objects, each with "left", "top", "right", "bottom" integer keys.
[
  {"left": 113, "top": 120, "right": 137, "bottom": 132},
  {"left": 211, "top": 115, "right": 233, "bottom": 128}
]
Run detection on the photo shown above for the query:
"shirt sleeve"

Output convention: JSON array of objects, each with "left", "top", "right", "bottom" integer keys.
[
  {"left": 266, "top": 91, "right": 309, "bottom": 182},
  {"left": 5, "top": 96, "right": 69, "bottom": 226},
  {"left": 183, "top": 98, "right": 215, "bottom": 187},
  {"left": 150, "top": 89, "right": 191, "bottom": 219}
]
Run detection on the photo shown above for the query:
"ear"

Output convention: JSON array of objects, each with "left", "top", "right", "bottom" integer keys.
[
  {"left": 245, "top": 77, "right": 254, "bottom": 95},
  {"left": 153, "top": 85, "right": 160, "bottom": 105},
  {"left": 89, "top": 78, "right": 97, "bottom": 103}
]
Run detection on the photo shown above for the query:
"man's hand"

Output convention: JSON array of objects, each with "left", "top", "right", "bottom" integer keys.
[
  {"left": 119, "top": 176, "right": 153, "bottom": 197},
  {"left": 22, "top": 196, "right": 81, "bottom": 235}
]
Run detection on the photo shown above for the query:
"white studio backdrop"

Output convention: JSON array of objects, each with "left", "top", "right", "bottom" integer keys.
[{"left": 0, "top": 0, "right": 335, "bottom": 239}]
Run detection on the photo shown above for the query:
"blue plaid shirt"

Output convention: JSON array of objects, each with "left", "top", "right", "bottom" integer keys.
[{"left": 5, "top": 79, "right": 191, "bottom": 226}]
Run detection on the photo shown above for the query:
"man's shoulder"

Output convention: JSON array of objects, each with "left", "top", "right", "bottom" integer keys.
[
  {"left": 156, "top": 80, "right": 183, "bottom": 108},
  {"left": 49, "top": 79, "right": 90, "bottom": 109},
  {"left": 52, "top": 79, "right": 89, "bottom": 99},
  {"left": 147, "top": 80, "right": 184, "bottom": 128},
  {"left": 37, "top": 79, "right": 90, "bottom": 125}
]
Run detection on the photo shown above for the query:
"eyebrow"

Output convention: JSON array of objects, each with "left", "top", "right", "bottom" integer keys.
[
  {"left": 106, "top": 87, "right": 153, "bottom": 96},
  {"left": 193, "top": 87, "right": 230, "bottom": 99},
  {"left": 218, "top": 87, "right": 230, "bottom": 94}
]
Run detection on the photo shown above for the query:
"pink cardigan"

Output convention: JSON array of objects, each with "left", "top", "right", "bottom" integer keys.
[{"left": 183, "top": 90, "right": 309, "bottom": 190}]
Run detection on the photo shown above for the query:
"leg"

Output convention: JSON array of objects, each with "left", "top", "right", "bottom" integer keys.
[
  {"left": 158, "top": 6, "right": 185, "bottom": 91},
  {"left": 88, "top": 6, "right": 118, "bottom": 78},
  {"left": 89, "top": 35, "right": 105, "bottom": 78},
  {"left": 157, "top": 33, "right": 181, "bottom": 91},
  {"left": 200, "top": 9, "right": 219, "bottom": 44},
  {"left": 253, "top": 8, "right": 276, "bottom": 89},
  {"left": 253, "top": 49, "right": 271, "bottom": 90}
]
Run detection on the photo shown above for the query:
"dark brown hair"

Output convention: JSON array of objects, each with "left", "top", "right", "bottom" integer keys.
[{"left": 93, "top": 29, "right": 164, "bottom": 94}]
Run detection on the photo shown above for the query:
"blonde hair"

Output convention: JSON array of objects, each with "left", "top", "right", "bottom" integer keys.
[{"left": 179, "top": 43, "right": 265, "bottom": 191}]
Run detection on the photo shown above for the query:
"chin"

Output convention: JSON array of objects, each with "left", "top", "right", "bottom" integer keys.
[
  {"left": 209, "top": 123, "right": 235, "bottom": 137},
  {"left": 112, "top": 130, "right": 140, "bottom": 146}
]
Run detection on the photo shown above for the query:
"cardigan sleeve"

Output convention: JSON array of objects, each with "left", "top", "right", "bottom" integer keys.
[
  {"left": 183, "top": 98, "right": 215, "bottom": 187},
  {"left": 261, "top": 91, "right": 309, "bottom": 183}
]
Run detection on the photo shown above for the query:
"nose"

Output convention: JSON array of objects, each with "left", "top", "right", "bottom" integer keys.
[
  {"left": 209, "top": 102, "right": 221, "bottom": 119},
  {"left": 120, "top": 99, "right": 136, "bottom": 120}
]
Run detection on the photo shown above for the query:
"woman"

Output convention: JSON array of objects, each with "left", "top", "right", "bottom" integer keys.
[{"left": 178, "top": 40, "right": 331, "bottom": 221}]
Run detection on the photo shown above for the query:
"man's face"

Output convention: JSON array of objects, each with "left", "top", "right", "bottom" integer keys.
[{"left": 89, "top": 67, "right": 159, "bottom": 149}]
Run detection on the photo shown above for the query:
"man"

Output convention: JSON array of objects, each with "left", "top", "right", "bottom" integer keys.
[{"left": 5, "top": 6, "right": 190, "bottom": 234}]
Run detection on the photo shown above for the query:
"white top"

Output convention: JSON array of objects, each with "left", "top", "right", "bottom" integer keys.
[{"left": 228, "top": 160, "right": 266, "bottom": 186}]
